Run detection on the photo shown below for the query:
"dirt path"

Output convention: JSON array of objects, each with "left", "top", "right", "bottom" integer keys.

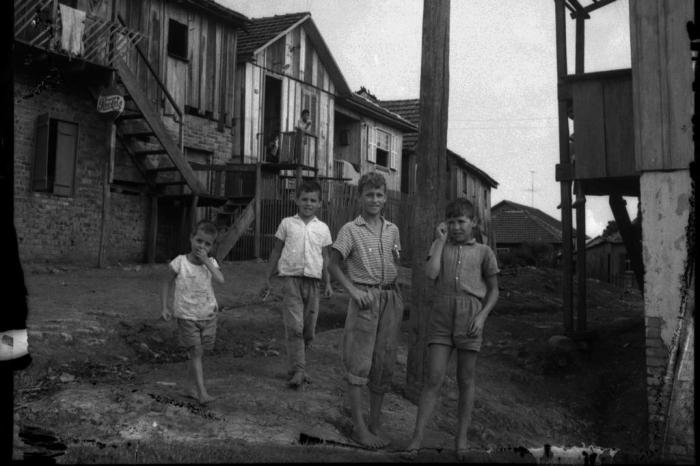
[{"left": 13, "top": 262, "right": 646, "bottom": 463}]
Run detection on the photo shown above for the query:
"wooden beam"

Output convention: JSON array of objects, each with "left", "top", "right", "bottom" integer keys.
[
  {"left": 214, "top": 198, "right": 256, "bottom": 263},
  {"left": 582, "top": 0, "right": 619, "bottom": 15},
  {"left": 574, "top": 14, "right": 587, "bottom": 333},
  {"left": 254, "top": 162, "right": 262, "bottom": 259},
  {"left": 609, "top": 194, "right": 644, "bottom": 292},
  {"left": 146, "top": 196, "right": 158, "bottom": 263},
  {"left": 98, "top": 121, "right": 116, "bottom": 268},
  {"left": 406, "top": 0, "right": 450, "bottom": 403},
  {"left": 555, "top": 0, "right": 575, "bottom": 334}
]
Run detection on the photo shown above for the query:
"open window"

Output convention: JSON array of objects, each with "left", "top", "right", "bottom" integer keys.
[
  {"left": 167, "top": 18, "right": 188, "bottom": 61},
  {"left": 368, "top": 128, "right": 397, "bottom": 170},
  {"left": 32, "top": 114, "right": 78, "bottom": 197}
]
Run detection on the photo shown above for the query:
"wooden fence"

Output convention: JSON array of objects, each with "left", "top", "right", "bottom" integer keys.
[{"left": 226, "top": 177, "right": 416, "bottom": 263}]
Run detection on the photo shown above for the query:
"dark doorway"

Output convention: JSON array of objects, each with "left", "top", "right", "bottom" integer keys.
[{"left": 263, "top": 75, "right": 282, "bottom": 161}]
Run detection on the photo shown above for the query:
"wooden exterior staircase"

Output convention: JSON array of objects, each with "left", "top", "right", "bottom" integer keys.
[{"left": 112, "top": 58, "right": 207, "bottom": 197}]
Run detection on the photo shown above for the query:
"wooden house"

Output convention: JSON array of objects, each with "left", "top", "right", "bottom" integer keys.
[
  {"left": 13, "top": 0, "right": 248, "bottom": 265},
  {"left": 334, "top": 89, "right": 417, "bottom": 192},
  {"left": 232, "top": 13, "right": 350, "bottom": 177},
  {"left": 584, "top": 233, "right": 633, "bottom": 287},
  {"left": 380, "top": 99, "right": 498, "bottom": 245},
  {"left": 491, "top": 200, "right": 585, "bottom": 265}
]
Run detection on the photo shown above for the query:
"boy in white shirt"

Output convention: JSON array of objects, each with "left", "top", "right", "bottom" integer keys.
[{"left": 263, "top": 180, "right": 333, "bottom": 388}]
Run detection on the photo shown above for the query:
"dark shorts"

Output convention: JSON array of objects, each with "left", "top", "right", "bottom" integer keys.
[
  {"left": 427, "top": 293, "right": 483, "bottom": 351},
  {"left": 177, "top": 317, "right": 217, "bottom": 351}
]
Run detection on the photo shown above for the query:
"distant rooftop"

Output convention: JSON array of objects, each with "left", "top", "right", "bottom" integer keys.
[{"left": 492, "top": 199, "right": 586, "bottom": 245}]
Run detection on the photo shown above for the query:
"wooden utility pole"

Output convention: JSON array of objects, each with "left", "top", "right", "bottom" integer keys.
[
  {"left": 554, "top": 0, "right": 574, "bottom": 335},
  {"left": 406, "top": 0, "right": 450, "bottom": 403},
  {"left": 574, "top": 13, "right": 587, "bottom": 332}
]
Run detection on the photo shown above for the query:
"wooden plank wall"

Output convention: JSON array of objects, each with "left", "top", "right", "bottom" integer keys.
[
  {"left": 117, "top": 0, "right": 237, "bottom": 124},
  {"left": 630, "top": 0, "right": 693, "bottom": 171},
  {"left": 238, "top": 25, "right": 337, "bottom": 174}
]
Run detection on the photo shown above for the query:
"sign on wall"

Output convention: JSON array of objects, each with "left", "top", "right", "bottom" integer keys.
[{"left": 97, "top": 84, "right": 125, "bottom": 115}]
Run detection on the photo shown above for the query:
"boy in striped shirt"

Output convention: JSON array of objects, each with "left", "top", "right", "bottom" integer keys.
[{"left": 328, "top": 172, "right": 403, "bottom": 449}]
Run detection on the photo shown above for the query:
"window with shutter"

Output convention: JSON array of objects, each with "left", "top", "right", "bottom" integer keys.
[
  {"left": 389, "top": 134, "right": 398, "bottom": 170},
  {"left": 33, "top": 114, "right": 50, "bottom": 191},
  {"left": 32, "top": 114, "right": 78, "bottom": 196},
  {"left": 367, "top": 126, "right": 376, "bottom": 163}
]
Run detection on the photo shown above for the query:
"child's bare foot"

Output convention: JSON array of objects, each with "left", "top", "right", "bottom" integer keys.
[
  {"left": 350, "top": 428, "right": 388, "bottom": 449},
  {"left": 288, "top": 371, "right": 304, "bottom": 388},
  {"left": 455, "top": 446, "right": 470, "bottom": 462},
  {"left": 184, "top": 386, "right": 199, "bottom": 400},
  {"left": 198, "top": 392, "right": 215, "bottom": 404}
]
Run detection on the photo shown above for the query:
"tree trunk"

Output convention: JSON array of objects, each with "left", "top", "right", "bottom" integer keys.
[{"left": 405, "top": 0, "right": 450, "bottom": 403}]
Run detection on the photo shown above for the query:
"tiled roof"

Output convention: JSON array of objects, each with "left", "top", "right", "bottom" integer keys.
[
  {"left": 339, "top": 92, "right": 417, "bottom": 132},
  {"left": 492, "top": 200, "right": 585, "bottom": 245},
  {"left": 237, "top": 12, "right": 310, "bottom": 61},
  {"left": 380, "top": 99, "right": 420, "bottom": 149},
  {"left": 380, "top": 98, "right": 497, "bottom": 187},
  {"left": 586, "top": 232, "right": 623, "bottom": 249},
  {"left": 182, "top": 0, "right": 248, "bottom": 26}
]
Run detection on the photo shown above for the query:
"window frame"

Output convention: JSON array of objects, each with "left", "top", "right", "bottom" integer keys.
[
  {"left": 167, "top": 18, "right": 189, "bottom": 62},
  {"left": 32, "top": 113, "right": 79, "bottom": 197}
]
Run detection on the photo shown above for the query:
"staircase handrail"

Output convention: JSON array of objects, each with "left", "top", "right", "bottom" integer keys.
[{"left": 116, "top": 13, "right": 184, "bottom": 151}]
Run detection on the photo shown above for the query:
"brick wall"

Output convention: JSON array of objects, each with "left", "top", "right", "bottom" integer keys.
[{"left": 14, "top": 69, "right": 148, "bottom": 265}]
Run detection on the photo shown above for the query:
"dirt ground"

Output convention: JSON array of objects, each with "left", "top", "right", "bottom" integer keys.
[{"left": 13, "top": 260, "right": 649, "bottom": 463}]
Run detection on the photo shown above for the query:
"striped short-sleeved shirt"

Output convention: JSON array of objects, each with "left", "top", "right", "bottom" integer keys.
[{"left": 332, "top": 215, "right": 400, "bottom": 285}]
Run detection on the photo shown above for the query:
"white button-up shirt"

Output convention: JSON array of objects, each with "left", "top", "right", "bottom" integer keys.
[{"left": 275, "top": 215, "right": 332, "bottom": 279}]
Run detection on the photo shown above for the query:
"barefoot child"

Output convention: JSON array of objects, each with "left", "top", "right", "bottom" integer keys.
[
  {"left": 403, "top": 198, "right": 499, "bottom": 460},
  {"left": 263, "top": 180, "right": 333, "bottom": 388},
  {"left": 328, "top": 172, "right": 403, "bottom": 449},
  {"left": 161, "top": 220, "right": 224, "bottom": 404}
]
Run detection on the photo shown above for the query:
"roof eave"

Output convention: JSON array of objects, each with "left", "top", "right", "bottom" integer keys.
[
  {"left": 338, "top": 97, "right": 418, "bottom": 133},
  {"left": 180, "top": 0, "right": 249, "bottom": 27}
]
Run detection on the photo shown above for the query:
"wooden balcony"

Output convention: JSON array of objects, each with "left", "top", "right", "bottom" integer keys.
[
  {"left": 259, "top": 130, "right": 318, "bottom": 170},
  {"left": 14, "top": 0, "right": 145, "bottom": 69},
  {"left": 566, "top": 68, "right": 639, "bottom": 196}
]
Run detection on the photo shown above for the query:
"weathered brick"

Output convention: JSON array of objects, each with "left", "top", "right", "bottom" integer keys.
[
  {"left": 647, "top": 356, "right": 668, "bottom": 367},
  {"left": 646, "top": 316, "right": 663, "bottom": 328}
]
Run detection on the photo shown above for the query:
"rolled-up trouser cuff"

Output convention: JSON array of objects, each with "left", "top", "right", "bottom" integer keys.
[{"left": 346, "top": 372, "right": 368, "bottom": 386}]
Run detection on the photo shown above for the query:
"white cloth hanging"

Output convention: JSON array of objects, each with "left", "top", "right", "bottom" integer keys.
[{"left": 59, "top": 4, "right": 86, "bottom": 57}]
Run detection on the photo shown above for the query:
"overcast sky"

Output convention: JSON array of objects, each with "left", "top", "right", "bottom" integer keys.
[{"left": 219, "top": 0, "right": 637, "bottom": 236}]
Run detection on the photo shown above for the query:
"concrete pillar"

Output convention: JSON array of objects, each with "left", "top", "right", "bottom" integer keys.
[{"left": 640, "top": 170, "right": 694, "bottom": 460}]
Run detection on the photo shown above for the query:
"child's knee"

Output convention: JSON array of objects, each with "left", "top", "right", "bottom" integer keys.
[
  {"left": 188, "top": 345, "right": 204, "bottom": 358},
  {"left": 457, "top": 372, "right": 475, "bottom": 389},
  {"left": 425, "top": 371, "right": 446, "bottom": 390}
]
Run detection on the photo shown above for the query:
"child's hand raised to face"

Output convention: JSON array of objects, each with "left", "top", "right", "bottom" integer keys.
[
  {"left": 194, "top": 247, "right": 209, "bottom": 263},
  {"left": 436, "top": 222, "right": 448, "bottom": 240}
]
